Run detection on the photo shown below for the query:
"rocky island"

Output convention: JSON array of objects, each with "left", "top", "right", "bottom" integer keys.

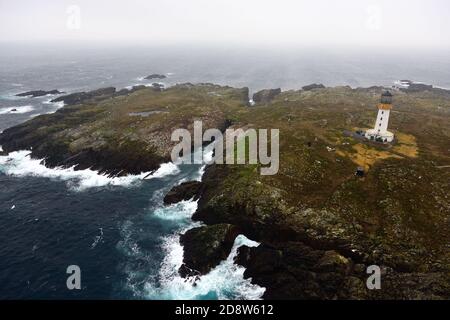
[
  {"left": 16, "top": 89, "right": 64, "bottom": 97},
  {"left": 1, "top": 82, "right": 449, "bottom": 299},
  {"left": 145, "top": 74, "right": 167, "bottom": 80}
]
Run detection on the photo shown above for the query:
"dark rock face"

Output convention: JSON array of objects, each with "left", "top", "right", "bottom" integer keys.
[
  {"left": 145, "top": 74, "right": 167, "bottom": 80},
  {"left": 302, "top": 83, "right": 325, "bottom": 91},
  {"left": 236, "top": 242, "right": 366, "bottom": 300},
  {"left": 164, "top": 181, "right": 204, "bottom": 204},
  {"left": 252, "top": 88, "right": 281, "bottom": 104},
  {"left": 179, "top": 224, "right": 240, "bottom": 277},
  {"left": 16, "top": 90, "right": 63, "bottom": 97}
]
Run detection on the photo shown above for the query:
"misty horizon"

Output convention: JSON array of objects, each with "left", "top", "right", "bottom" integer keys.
[{"left": 1, "top": 0, "right": 449, "bottom": 50}]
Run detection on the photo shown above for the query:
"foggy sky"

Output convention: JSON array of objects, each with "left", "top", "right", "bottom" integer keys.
[{"left": 1, "top": 0, "right": 449, "bottom": 49}]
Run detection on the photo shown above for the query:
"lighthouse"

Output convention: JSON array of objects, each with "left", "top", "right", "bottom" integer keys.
[{"left": 365, "top": 91, "right": 395, "bottom": 143}]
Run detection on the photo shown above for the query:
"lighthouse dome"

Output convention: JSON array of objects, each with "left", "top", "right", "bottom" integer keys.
[{"left": 381, "top": 91, "right": 393, "bottom": 104}]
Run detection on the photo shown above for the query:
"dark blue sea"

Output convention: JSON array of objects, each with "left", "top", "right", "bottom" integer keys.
[{"left": 1, "top": 44, "right": 450, "bottom": 299}]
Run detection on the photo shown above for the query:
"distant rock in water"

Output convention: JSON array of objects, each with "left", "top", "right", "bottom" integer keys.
[
  {"left": 302, "top": 83, "right": 325, "bottom": 91},
  {"left": 164, "top": 181, "right": 203, "bottom": 204},
  {"left": 179, "top": 224, "right": 239, "bottom": 277},
  {"left": 16, "top": 89, "right": 63, "bottom": 98},
  {"left": 145, "top": 74, "right": 167, "bottom": 80},
  {"left": 252, "top": 88, "right": 281, "bottom": 104}
]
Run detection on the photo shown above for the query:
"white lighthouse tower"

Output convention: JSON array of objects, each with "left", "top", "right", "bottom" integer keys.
[{"left": 365, "top": 91, "right": 395, "bottom": 143}]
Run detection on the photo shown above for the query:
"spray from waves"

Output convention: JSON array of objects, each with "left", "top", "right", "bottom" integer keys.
[
  {"left": 0, "top": 150, "right": 180, "bottom": 191},
  {"left": 195, "top": 145, "right": 214, "bottom": 181},
  {"left": 43, "top": 99, "right": 65, "bottom": 113},
  {"left": 145, "top": 230, "right": 265, "bottom": 300},
  {"left": 153, "top": 200, "right": 200, "bottom": 222},
  {"left": 116, "top": 143, "right": 264, "bottom": 299},
  {"left": 0, "top": 105, "right": 35, "bottom": 114},
  {"left": 122, "top": 196, "right": 265, "bottom": 300}
]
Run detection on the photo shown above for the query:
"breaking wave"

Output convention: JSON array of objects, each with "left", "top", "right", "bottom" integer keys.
[
  {"left": 0, "top": 105, "right": 35, "bottom": 114},
  {"left": 43, "top": 99, "right": 65, "bottom": 113},
  {"left": 121, "top": 195, "right": 265, "bottom": 300},
  {"left": 144, "top": 230, "right": 265, "bottom": 300},
  {"left": 0, "top": 150, "right": 180, "bottom": 191}
]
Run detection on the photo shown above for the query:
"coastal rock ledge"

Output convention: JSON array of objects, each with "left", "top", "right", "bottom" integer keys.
[
  {"left": 179, "top": 224, "right": 240, "bottom": 278},
  {"left": 163, "top": 181, "right": 204, "bottom": 204}
]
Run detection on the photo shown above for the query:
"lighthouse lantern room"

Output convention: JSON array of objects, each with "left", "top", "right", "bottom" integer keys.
[{"left": 365, "top": 91, "right": 395, "bottom": 143}]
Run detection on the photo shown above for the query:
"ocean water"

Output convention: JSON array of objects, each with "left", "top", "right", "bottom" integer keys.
[{"left": 1, "top": 44, "right": 450, "bottom": 299}]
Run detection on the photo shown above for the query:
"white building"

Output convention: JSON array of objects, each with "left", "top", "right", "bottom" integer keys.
[
  {"left": 365, "top": 91, "right": 395, "bottom": 143},
  {"left": 393, "top": 80, "right": 411, "bottom": 90}
]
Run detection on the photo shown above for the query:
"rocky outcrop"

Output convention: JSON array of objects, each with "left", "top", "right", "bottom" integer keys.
[
  {"left": 302, "top": 83, "right": 325, "bottom": 91},
  {"left": 163, "top": 181, "right": 204, "bottom": 204},
  {"left": 145, "top": 74, "right": 167, "bottom": 80},
  {"left": 0, "top": 84, "right": 248, "bottom": 176},
  {"left": 51, "top": 87, "right": 117, "bottom": 105},
  {"left": 179, "top": 224, "right": 240, "bottom": 277},
  {"left": 252, "top": 88, "right": 281, "bottom": 104},
  {"left": 16, "top": 90, "right": 63, "bottom": 97},
  {"left": 50, "top": 85, "right": 161, "bottom": 106}
]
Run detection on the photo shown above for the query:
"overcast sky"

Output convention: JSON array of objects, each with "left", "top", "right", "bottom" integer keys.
[{"left": 1, "top": 0, "right": 449, "bottom": 49}]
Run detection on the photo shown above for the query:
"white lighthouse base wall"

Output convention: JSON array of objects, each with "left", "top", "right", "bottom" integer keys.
[{"left": 364, "top": 129, "right": 394, "bottom": 143}]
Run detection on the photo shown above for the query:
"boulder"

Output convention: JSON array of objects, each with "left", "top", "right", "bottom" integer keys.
[
  {"left": 252, "top": 88, "right": 281, "bottom": 104},
  {"left": 164, "top": 181, "right": 203, "bottom": 204},
  {"left": 179, "top": 224, "right": 239, "bottom": 277}
]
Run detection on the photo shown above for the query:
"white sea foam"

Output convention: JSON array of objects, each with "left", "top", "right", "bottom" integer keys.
[
  {"left": 0, "top": 150, "right": 180, "bottom": 191},
  {"left": 144, "top": 231, "right": 265, "bottom": 300},
  {"left": 195, "top": 146, "right": 214, "bottom": 181},
  {"left": 42, "top": 99, "right": 65, "bottom": 113},
  {"left": 153, "top": 200, "right": 200, "bottom": 221},
  {"left": 131, "top": 196, "right": 266, "bottom": 300},
  {"left": 144, "top": 162, "right": 180, "bottom": 180},
  {"left": 91, "top": 228, "right": 104, "bottom": 249},
  {"left": 0, "top": 105, "right": 35, "bottom": 115},
  {"left": 117, "top": 142, "right": 265, "bottom": 299}
]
